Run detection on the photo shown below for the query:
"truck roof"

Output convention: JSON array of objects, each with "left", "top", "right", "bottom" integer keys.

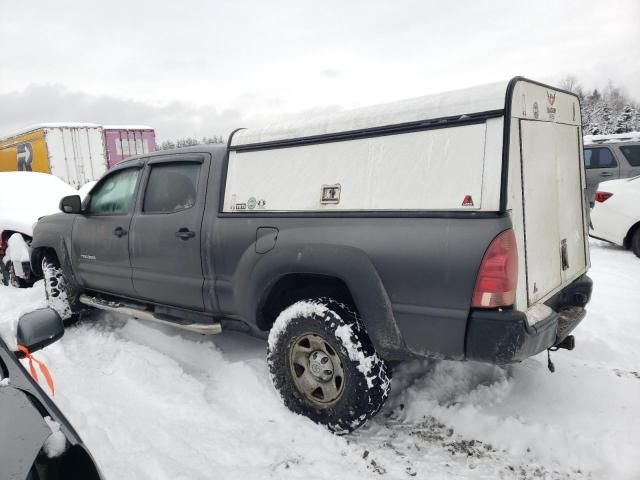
[
  {"left": 231, "top": 78, "right": 515, "bottom": 147},
  {"left": 0, "top": 123, "right": 101, "bottom": 141}
]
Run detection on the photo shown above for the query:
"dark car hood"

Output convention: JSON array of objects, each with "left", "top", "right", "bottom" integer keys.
[
  {"left": 0, "top": 384, "right": 53, "bottom": 479},
  {"left": 0, "top": 337, "right": 103, "bottom": 480}
]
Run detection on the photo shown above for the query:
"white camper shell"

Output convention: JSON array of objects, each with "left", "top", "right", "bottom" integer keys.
[{"left": 225, "top": 77, "right": 590, "bottom": 314}]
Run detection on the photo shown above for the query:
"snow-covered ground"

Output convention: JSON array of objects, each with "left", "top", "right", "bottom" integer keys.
[{"left": 1, "top": 240, "right": 639, "bottom": 479}]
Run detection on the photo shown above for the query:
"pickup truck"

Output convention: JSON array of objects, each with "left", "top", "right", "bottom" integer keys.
[{"left": 30, "top": 77, "right": 593, "bottom": 433}]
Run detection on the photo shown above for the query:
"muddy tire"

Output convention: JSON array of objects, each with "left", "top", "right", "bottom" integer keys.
[
  {"left": 631, "top": 229, "right": 640, "bottom": 258},
  {"left": 267, "top": 298, "right": 391, "bottom": 434},
  {"left": 42, "top": 255, "right": 81, "bottom": 322}
]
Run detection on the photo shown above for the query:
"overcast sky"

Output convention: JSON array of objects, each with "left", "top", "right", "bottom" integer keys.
[{"left": 1, "top": 0, "right": 639, "bottom": 141}]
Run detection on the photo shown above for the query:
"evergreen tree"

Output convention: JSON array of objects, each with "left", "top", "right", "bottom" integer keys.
[{"left": 615, "top": 105, "right": 635, "bottom": 133}]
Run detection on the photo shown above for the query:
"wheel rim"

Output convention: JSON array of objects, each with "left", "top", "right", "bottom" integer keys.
[{"left": 289, "top": 333, "right": 345, "bottom": 407}]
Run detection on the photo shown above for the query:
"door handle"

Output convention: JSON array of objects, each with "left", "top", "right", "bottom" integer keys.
[
  {"left": 113, "top": 227, "right": 128, "bottom": 238},
  {"left": 599, "top": 172, "right": 613, "bottom": 177},
  {"left": 175, "top": 228, "right": 196, "bottom": 240}
]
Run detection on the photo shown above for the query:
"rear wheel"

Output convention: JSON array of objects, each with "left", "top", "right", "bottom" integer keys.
[
  {"left": 631, "top": 229, "right": 640, "bottom": 258},
  {"left": 42, "top": 255, "right": 81, "bottom": 322},
  {"left": 267, "top": 298, "right": 391, "bottom": 434}
]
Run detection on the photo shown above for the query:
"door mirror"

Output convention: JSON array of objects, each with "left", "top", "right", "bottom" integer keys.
[
  {"left": 59, "top": 195, "right": 82, "bottom": 214},
  {"left": 16, "top": 308, "right": 64, "bottom": 354}
]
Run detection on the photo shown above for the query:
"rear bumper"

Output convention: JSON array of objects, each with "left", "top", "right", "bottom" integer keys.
[{"left": 465, "top": 274, "right": 593, "bottom": 364}]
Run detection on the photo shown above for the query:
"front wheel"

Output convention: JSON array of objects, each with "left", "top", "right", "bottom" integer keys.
[
  {"left": 42, "top": 255, "right": 80, "bottom": 322},
  {"left": 267, "top": 298, "right": 391, "bottom": 434}
]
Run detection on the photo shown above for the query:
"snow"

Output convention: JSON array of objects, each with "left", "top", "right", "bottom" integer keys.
[
  {"left": 232, "top": 80, "right": 510, "bottom": 146},
  {"left": 0, "top": 172, "right": 76, "bottom": 237},
  {"left": 267, "top": 300, "right": 385, "bottom": 390},
  {"left": 267, "top": 300, "right": 328, "bottom": 351},
  {"left": 43, "top": 416, "right": 67, "bottom": 458},
  {"left": 0, "top": 378, "right": 9, "bottom": 387},
  {"left": 0, "top": 240, "right": 639, "bottom": 479},
  {"left": 584, "top": 131, "right": 640, "bottom": 144},
  {"left": 4, "top": 233, "right": 31, "bottom": 278}
]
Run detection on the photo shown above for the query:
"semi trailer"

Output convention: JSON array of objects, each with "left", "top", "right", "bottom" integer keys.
[{"left": 0, "top": 124, "right": 156, "bottom": 187}]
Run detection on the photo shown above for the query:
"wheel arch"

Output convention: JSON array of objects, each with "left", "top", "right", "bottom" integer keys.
[
  {"left": 623, "top": 220, "right": 640, "bottom": 250},
  {"left": 234, "top": 244, "right": 406, "bottom": 358}
]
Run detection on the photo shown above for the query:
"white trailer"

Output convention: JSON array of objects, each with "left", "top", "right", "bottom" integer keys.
[{"left": 0, "top": 123, "right": 107, "bottom": 188}]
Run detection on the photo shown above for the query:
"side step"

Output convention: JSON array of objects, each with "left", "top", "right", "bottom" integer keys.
[{"left": 79, "top": 294, "right": 222, "bottom": 335}]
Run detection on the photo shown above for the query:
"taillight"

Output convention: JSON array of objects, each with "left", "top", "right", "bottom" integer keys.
[
  {"left": 595, "top": 191, "right": 613, "bottom": 203},
  {"left": 472, "top": 229, "right": 518, "bottom": 308}
]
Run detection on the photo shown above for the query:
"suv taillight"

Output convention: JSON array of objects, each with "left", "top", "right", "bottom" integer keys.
[
  {"left": 595, "top": 191, "right": 613, "bottom": 203},
  {"left": 472, "top": 229, "right": 518, "bottom": 308}
]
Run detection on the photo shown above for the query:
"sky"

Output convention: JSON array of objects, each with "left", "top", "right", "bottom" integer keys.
[{"left": 1, "top": 0, "right": 639, "bottom": 141}]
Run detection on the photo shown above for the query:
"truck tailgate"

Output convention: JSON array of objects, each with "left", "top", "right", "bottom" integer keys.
[{"left": 520, "top": 120, "right": 588, "bottom": 306}]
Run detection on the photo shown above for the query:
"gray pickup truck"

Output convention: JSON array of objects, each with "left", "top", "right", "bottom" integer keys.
[{"left": 31, "top": 77, "right": 593, "bottom": 433}]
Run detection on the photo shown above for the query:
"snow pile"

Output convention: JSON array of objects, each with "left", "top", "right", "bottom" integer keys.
[
  {"left": 0, "top": 281, "right": 47, "bottom": 349},
  {"left": 3, "top": 233, "right": 31, "bottom": 277},
  {"left": 0, "top": 241, "right": 638, "bottom": 479},
  {"left": 43, "top": 416, "right": 67, "bottom": 458},
  {"left": 0, "top": 172, "right": 76, "bottom": 236},
  {"left": 0, "top": 378, "right": 9, "bottom": 387}
]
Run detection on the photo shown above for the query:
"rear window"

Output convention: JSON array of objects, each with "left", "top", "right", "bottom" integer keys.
[
  {"left": 143, "top": 163, "right": 200, "bottom": 214},
  {"left": 620, "top": 145, "right": 640, "bottom": 167},
  {"left": 584, "top": 148, "right": 617, "bottom": 169}
]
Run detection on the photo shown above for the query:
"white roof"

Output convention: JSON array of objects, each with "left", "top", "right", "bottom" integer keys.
[
  {"left": 102, "top": 125, "right": 154, "bottom": 131},
  {"left": 231, "top": 79, "right": 511, "bottom": 146},
  {"left": 0, "top": 123, "right": 101, "bottom": 141},
  {"left": 584, "top": 132, "right": 640, "bottom": 145}
]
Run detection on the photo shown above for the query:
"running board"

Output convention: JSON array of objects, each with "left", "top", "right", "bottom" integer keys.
[{"left": 79, "top": 294, "right": 222, "bottom": 335}]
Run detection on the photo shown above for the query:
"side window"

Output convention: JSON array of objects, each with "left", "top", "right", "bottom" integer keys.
[
  {"left": 143, "top": 163, "right": 201, "bottom": 214},
  {"left": 620, "top": 146, "right": 640, "bottom": 167},
  {"left": 598, "top": 148, "right": 617, "bottom": 168},
  {"left": 88, "top": 168, "right": 140, "bottom": 215},
  {"left": 584, "top": 148, "right": 617, "bottom": 169}
]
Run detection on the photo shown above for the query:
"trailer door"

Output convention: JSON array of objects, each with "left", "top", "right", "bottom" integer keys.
[{"left": 520, "top": 120, "right": 587, "bottom": 306}]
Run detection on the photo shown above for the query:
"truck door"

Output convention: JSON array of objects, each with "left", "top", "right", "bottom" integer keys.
[
  {"left": 72, "top": 165, "right": 141, "bottom": 295},
  {"left": 520, "top": 120, "right": 588, "bottom": 306},
  {"left": 129, "top": 154, "right": 209, "bottom": 310}
]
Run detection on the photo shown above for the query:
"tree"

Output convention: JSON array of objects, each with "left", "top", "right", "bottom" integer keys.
[
  {"left": 158, "top": 135, "right": 226, "bottom": 150},
  {"left": 615, "top": 105, "right": 636, "bottom": 133}
]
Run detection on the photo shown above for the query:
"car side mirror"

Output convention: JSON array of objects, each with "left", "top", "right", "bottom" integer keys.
[
  {"left": 59, "top": 195, "right": 82, "bottom": 214},
  {"left": 16, "top": 308, "right": 64, "bottom": 354}
]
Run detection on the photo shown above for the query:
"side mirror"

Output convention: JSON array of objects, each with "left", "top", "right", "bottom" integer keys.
[
  {"left": 16, "top": 308, "right": 64, "bottom": 354},
  {"left": 59, "top": 195, "right": 82, "bottom": 214}
]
